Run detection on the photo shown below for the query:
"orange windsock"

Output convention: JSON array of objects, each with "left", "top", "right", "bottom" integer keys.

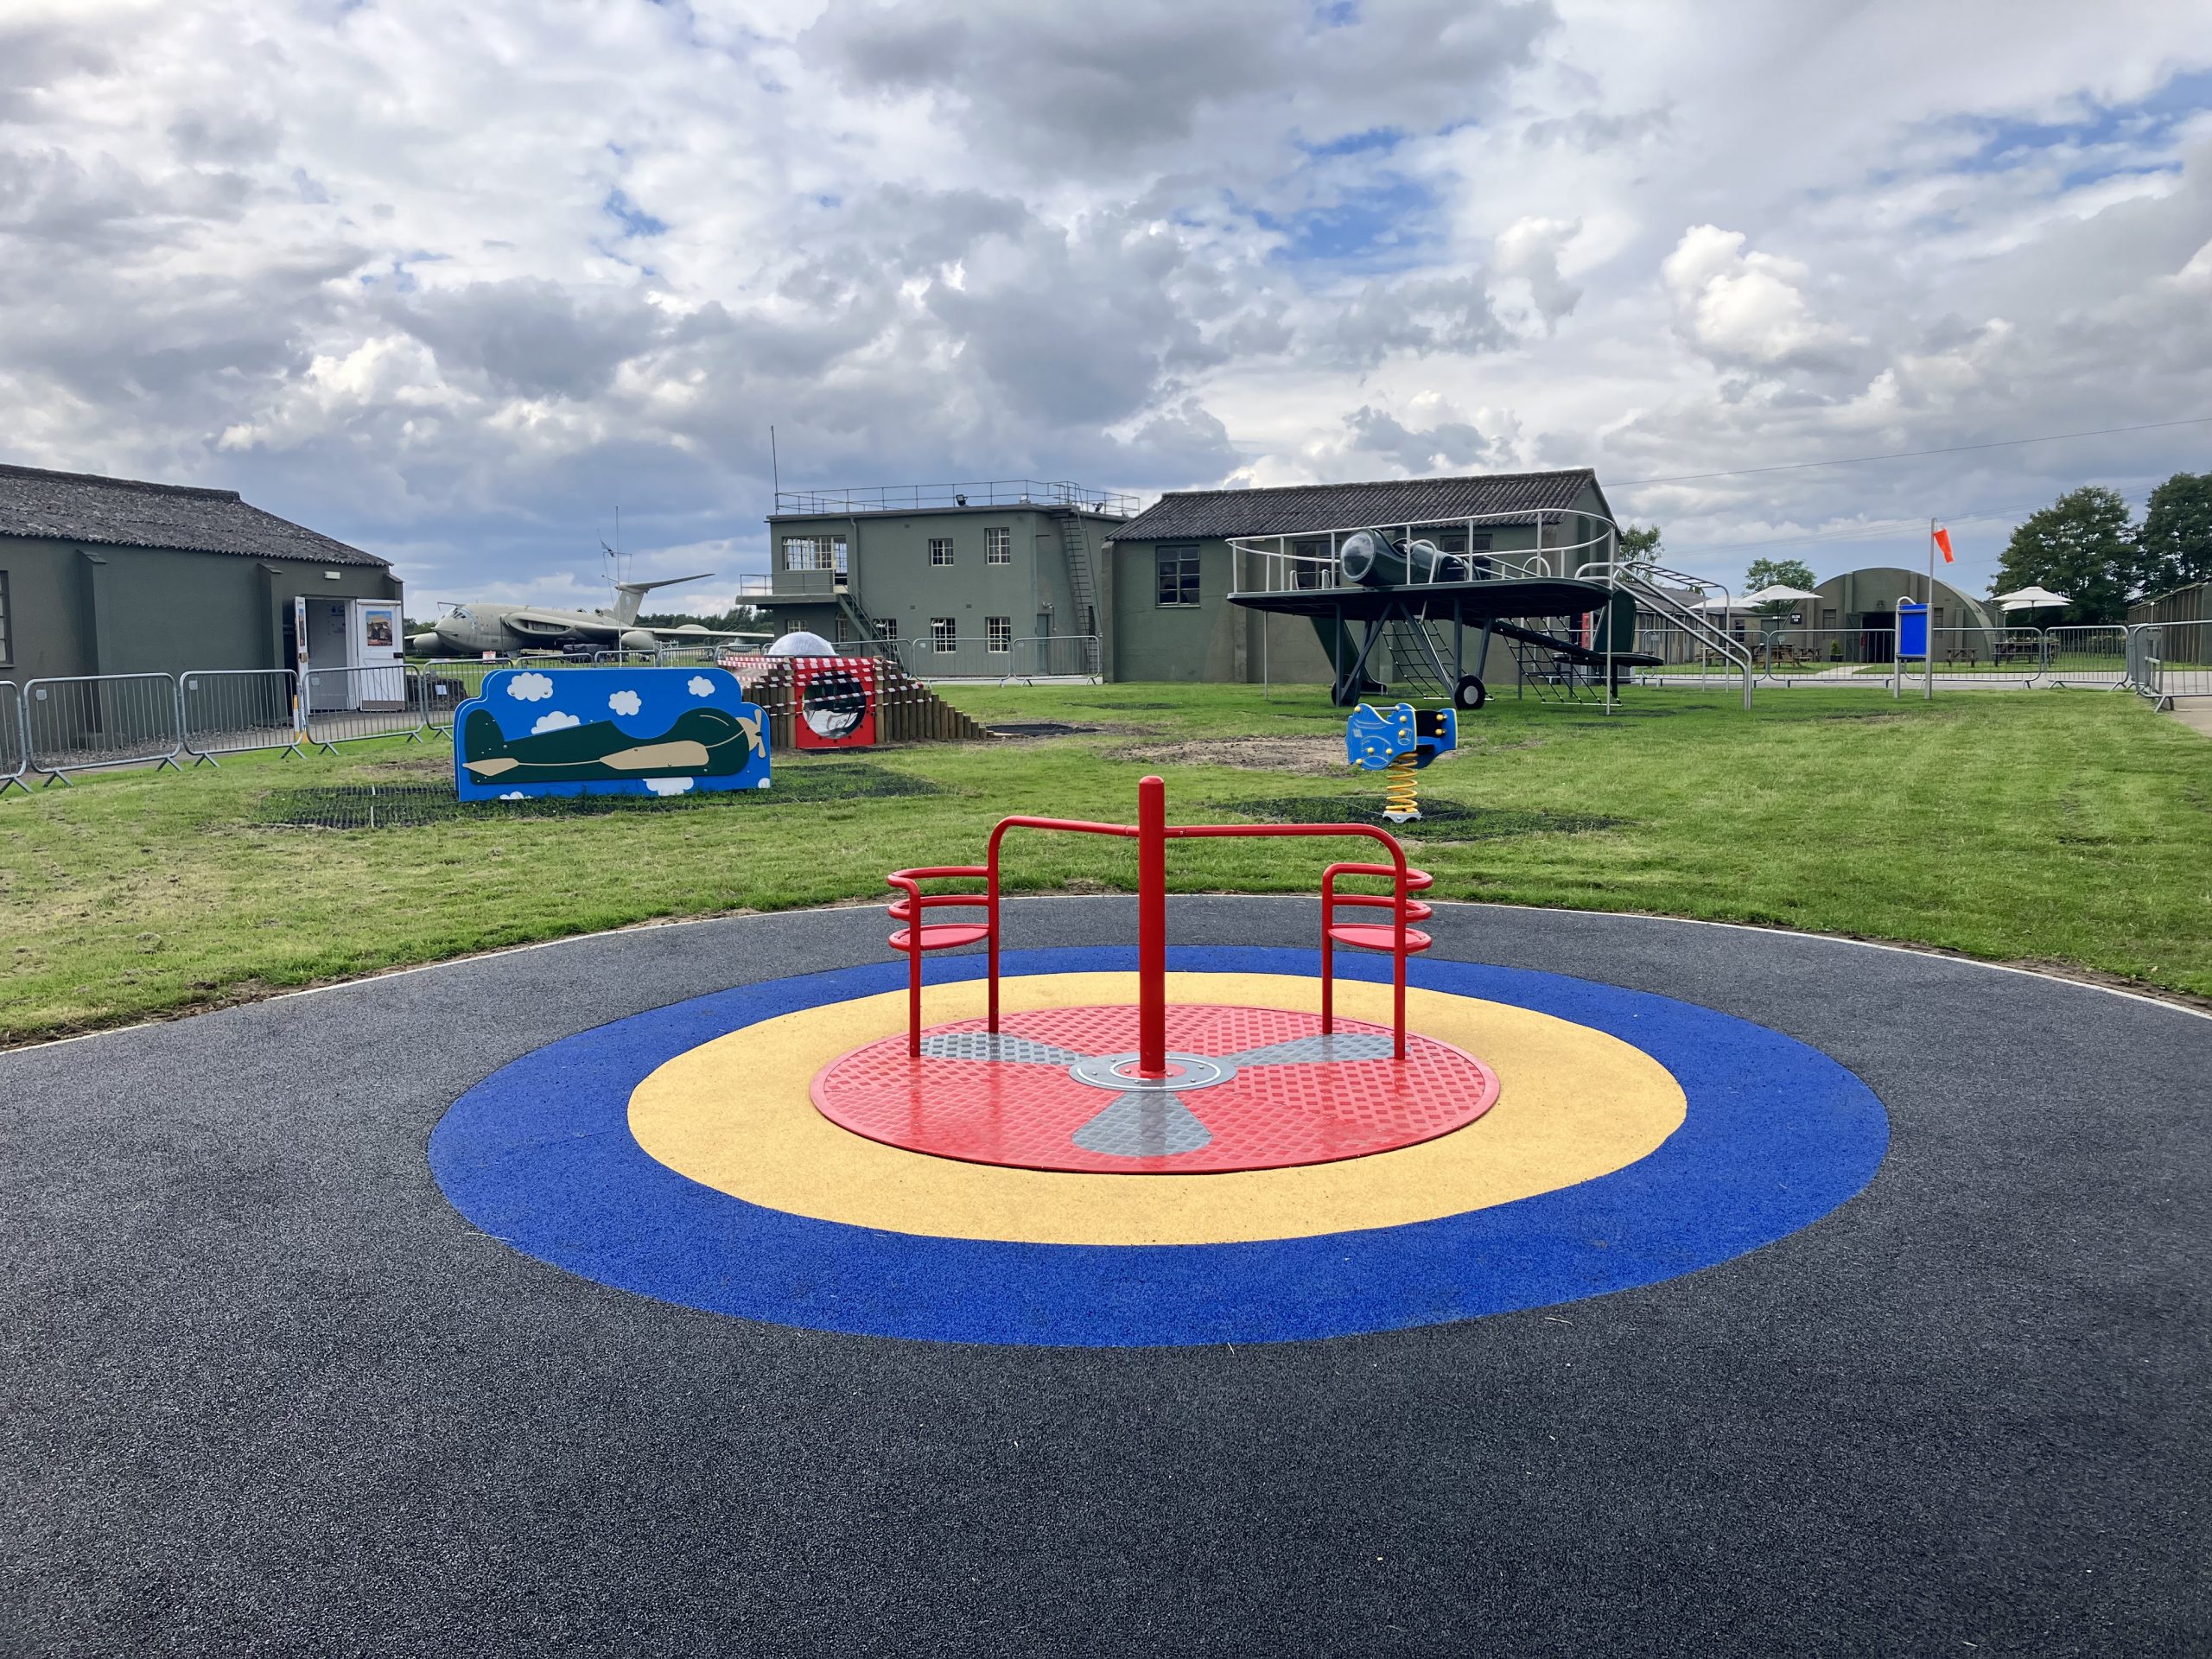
[{"left": 1933, "top": 525, "right": 1954, "bottom": 563}]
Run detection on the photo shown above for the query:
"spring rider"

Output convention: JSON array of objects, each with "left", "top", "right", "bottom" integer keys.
[{"left": 1345, "top": 703, "right": 1457, "bottom": 822}]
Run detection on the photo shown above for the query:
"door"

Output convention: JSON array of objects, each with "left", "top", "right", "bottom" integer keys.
[{"left": 352, "top": 600, "right": 405, "bottom": 709}]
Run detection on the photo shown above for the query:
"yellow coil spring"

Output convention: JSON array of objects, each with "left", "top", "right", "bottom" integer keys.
[{"left": 1382, "top": 749, "right": 1421, "bottom": 822}]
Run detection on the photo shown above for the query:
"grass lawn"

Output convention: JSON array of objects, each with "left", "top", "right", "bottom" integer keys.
[{"left": 3, "top": 681, "right": 2207, "bottom": 1044}]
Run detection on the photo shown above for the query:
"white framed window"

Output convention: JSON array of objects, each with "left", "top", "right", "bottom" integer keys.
[
  {"left": 784, "top": 535, "right": 846, "bottom": 572},
  {"left": 987, "top": 615, "right": 1011, "bottom": 653},
  {"left": 874, "top": 617, "right": 899, "bottom": 643},
  {"left": 930, "top": 616, "right": 957, "bottom": 651},
  {"left": 782, "top": 536, "right": 818, "bottom": 570},
  {"left": 986, "top": 527, "right": 1011, "bottom": 565},
  {"left": 929, "top": 537, "right": 954, "bottom": 567}
]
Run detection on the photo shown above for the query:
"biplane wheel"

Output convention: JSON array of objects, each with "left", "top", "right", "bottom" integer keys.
[{"left": 1452, "top": 674, "right": 1487, "bottom": 710}]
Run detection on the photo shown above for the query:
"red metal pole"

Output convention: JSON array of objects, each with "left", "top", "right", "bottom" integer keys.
[{"left": 1137, "top": 774, "right": 1167, "bottom": 1076}]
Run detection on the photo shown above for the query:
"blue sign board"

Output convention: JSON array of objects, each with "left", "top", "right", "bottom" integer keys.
[
  {"left": 452, "top": 667, "right": 771, "bottom": 802},
  {"left": 1897, "top": 600, "right": 1929, "bottom": 660}
]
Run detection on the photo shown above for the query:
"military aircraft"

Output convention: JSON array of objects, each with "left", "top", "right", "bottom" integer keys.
[{"left": 406, "top": 574, "right": 766, "bottom": 658}]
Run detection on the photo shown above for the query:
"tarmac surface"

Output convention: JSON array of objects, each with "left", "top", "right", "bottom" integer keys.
[{"left": 4, "top": 896, "right": 2208, "bottom": 1656}]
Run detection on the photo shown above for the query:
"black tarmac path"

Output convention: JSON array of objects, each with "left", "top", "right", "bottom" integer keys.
[{"left": 3, "top": 898, "right": 2208, "bottom": 1656}]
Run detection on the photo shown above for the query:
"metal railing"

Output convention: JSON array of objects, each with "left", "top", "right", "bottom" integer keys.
[
  {"left": 898, "top": 634, "right": 1020, "bottom": 679},
  {"left": 1228, "top": 511, "right": 1592, "bottom": 597},
  {"left": 181, "top": 669, "right": 303, "bottom": 764},
  {"left": 22, "top": 672, "right": 185, "bottom": 782},
  {"left": 303, "top": 663, "right": 422, "bottom": 752},
  {"left": 1580, "top": 560, "right": 1754, "bottom": 709},
  {"left": 2043, "top": 625, "right": 2133, "bottom": 689},
  {"left": 997, "top": 635, "right": 1103, "bottom": 683},
  {"left": 2138, "top": 620, "right": 2212, "bottom": 706},
  {"left": 0, "top": 682, "right": 27, "bottom": 794},
  {"left": 774, "top": 479, "right": 1138, "bottom": 516}
]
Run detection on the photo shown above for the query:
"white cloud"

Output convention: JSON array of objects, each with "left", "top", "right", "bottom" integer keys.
[
  {"left": 530, "top": 709, "right": 580, "bottom": 734},
  {"left": 506, "top": 671, "right": 555, "bottom": 702},
  {"left": 642, "top": 776, "right": 694, "bottom": 796},
  {"left": 608, "top": 690, "right": 642, "bottom": 716},
  {"left": 686, "top": 675, "right": 714, "bottom": 696},
  {"left": 1660, "top": 225, "right": 1851, "bottom": 369},
  {"left": 498, "top": 791, "right": 526, "bottom": 799}
]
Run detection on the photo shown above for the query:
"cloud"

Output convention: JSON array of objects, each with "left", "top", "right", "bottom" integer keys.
[
  {"left": 1660, "top": 225, "right": 1853, "bottom": 370},
  {"left": 1492, "top": 217, "right": 1584, "bottom": 328},
  {"left": 506, "top": 671, "right": 555, "bottom": 702},
  {"left": 607, "top": 690, "right": 642, "bottom": 716},
  {"left": 498, "top": 791, "right": 526, "bottom": 799},
  {"left": 530, "top": 709, "right": 580, "bottom": 734},
  {"left": 686, "top": 675, "right": 714, "bottom": 696},
  {"left": 642, "top": 776, "right": 694, "bottom": 796}
]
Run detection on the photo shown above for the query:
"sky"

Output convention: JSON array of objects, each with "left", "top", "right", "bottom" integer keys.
[{"left": 3, "top": 0, "right": 2209, "bottom": 616}]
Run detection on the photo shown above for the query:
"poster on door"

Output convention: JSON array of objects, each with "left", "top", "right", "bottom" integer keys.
[{"left": 791, "top": 656, "right": 877, "bottom": 749}]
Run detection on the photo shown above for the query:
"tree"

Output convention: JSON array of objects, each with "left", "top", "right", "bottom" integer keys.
[
  {"left": 1745, "top": 556, "right": 1816, "bottom": 617},
  {"left": 2135, "top": 471, "right": 2212, "bottom": 596},
  {"left": 1618, "top": 524, "right": 1662, "bottom": 568},
  {"left": 1993, "top": 486, "right": 2135, "bottom": 624}
]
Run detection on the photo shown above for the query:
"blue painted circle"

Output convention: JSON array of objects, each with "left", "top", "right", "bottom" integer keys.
[{"left": 429, "top": 947, "right": 1889, "bottom": 1346}]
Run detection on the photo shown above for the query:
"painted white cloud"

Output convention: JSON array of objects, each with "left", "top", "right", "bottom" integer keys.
[
  {"left": 530, "top": 709, "right": 580, "bottom": 734},
  {"left": 499, "top": 791, "right": 526, "bottom": 800},
  {"left": 506, "top": 671, "right": 555, "bottom": 702},
  {"left": 686, "top": 675, "right": 715, "bottom": 696},
  {"left": 642, "top": 776, "right": 695, "bottom": 796},
  {"left": 607, "top": 690, "right": 643, "bottom": 716}
]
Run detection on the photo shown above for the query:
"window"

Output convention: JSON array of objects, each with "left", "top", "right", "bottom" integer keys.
[
  {"left": 1156, "top": 546, "right": 1201, "bottom": 607},
  {"left": 0, "top": 569, "right": 10, "bottom": 666},
  {"left": 987, "top": 616, "right": 1011, "bottom": 654},
  {"left": 874, "top": 617, "right": 899, "bottom": 644},
  {"left": 930, "top": 617, "right": 957, "bottom": 651},
  {"left": 783, "top": 535, "right": 846, "bottom": 572},
  {"left": 929, "top": 537, "right": 954, "bottom": 567},
  {"left": 986, "top": 527, "right": 1011, "bottom": 565}
]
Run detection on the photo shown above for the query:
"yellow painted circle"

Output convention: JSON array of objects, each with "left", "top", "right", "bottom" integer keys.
[{"left": 629, "top": 972, "right": 1685, "bottom": 1246}]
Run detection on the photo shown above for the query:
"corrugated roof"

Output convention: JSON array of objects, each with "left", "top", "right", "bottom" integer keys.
[
  {"left": 0, "top": 463, "right": 386, "bottom": 566},
  {"left": 1109, "top": 468, "right": 1602, "bottom": 543}
]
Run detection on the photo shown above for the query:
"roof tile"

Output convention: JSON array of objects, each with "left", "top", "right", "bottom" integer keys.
[{"left": 1109, "top": 468, "right": 1600, "bottom": 543}]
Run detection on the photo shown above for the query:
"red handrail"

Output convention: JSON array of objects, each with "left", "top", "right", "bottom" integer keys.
[{"left": 957, "top": 777, "right": 1422, "bottom": 1070}]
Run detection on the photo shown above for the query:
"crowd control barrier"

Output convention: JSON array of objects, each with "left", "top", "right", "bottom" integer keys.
[
  {"left": 303, "top": 663, "right": 422, "bottom": 751},
  {"left": 2043, "top": 625, "right": 2132, "bottom": 689},
  {"left": 22, "top": 672, "right": 184, "bottom": 783},
  {"left": 181, "top": 669, "right": 303, "bottom": 764},
  {"left": 0, "top": 682, "right": 28, "bottom": 794}
]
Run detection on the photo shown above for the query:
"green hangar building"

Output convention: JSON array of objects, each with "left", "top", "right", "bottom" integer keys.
[
  {"left": 753, "top": 468, "right": 1618, "bottom": 687},
  {"left": 0, "top": 462, "right": 403, "bottom": 683}
]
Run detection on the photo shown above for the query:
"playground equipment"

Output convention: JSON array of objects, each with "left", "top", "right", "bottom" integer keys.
[
  {"left": 861, "top": 775, "right": 1483, "bottom": 1174},
  {"left": 1344, "top": 702, "right": 1457, "bottom": 822}
]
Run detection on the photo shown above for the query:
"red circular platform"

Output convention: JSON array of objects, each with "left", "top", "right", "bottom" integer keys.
[{"left": 809, "top": 1004, "right": 1502, "bottom": 1174}]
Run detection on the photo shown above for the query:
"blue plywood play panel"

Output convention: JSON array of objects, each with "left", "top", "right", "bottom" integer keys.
[{"left": 452, "top": 666, "right": 770, "bottom": 802}]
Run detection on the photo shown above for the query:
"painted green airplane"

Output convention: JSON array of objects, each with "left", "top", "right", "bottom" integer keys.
[{"left": 460, "top": 704, "right": 766, "bottom": 786}]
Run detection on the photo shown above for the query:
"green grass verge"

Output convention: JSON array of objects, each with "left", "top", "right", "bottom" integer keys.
[{"left": 3, "top": 682, "right": 2207, "bottom": 1044}]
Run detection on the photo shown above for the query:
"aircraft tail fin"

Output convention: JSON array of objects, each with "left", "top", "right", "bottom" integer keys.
[{"left": 613, "top": 572, "right": 715, "bottom": 624}]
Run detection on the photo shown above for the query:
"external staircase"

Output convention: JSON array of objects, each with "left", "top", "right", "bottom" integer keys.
[{"left": 1052, "top": 512, "right": 1104, "bottom": 677}]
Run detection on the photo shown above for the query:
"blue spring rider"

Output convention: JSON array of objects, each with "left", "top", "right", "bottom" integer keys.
[{"left": 1345, "top": 702, "right": 1457, "bottom": 822}]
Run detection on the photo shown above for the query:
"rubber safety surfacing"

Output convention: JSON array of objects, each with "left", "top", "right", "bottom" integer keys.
[{"left": 429, "top": 946, "right": 1890, "bottom": 1347}]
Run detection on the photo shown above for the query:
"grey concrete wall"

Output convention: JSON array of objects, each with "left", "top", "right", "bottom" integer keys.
[{"left": 0, "top": 535, "right": 398, "bottom": 682}]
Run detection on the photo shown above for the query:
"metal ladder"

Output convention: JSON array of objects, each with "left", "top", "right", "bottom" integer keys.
[
  {"left": 1054, "top": 513, "right": 1103, "bottom": 677},
  {"left": 1505, "top": 624, "right": 1592, "bottom": 702}
]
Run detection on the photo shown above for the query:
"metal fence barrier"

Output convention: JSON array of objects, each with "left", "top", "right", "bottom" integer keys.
[
  {"left": 899, "top": 634, "right": 1022, "bottom": 679},
  {"left": 415, "top": 660, "right": 504, "bottom": 734},
  {"left": 181, "top": 669, "right": 302, "bottom": 765},
  {"left": 0, "top": 682, "right": 28, "bottom": 794},
  {"left": 22, "top": 672, "right": 185, "bottom": 782},
  {"left": 2042, "top": 625, "right": 2132, "bottom": 689},
  {"left": 1001, "top": 635, "right": 1103, "bottom": 682},
  {"left": 303, "top": 663, "right": 422, "bottom": 751},
  {"left": 2139, "top": 620, "right": 2212, "bottom": 706}
]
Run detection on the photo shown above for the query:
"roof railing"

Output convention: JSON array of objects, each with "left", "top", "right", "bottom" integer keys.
[{"left": 772, "top": 480, "right": 1139, "bottom": 517}]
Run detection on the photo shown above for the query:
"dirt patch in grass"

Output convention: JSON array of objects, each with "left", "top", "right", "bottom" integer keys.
[
  {"left": 1113, "top": 735, "right": 1351, "bottom": 774},
  {"left": 1229, "top": 795, "right": 1625, "bottom": 842}
]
